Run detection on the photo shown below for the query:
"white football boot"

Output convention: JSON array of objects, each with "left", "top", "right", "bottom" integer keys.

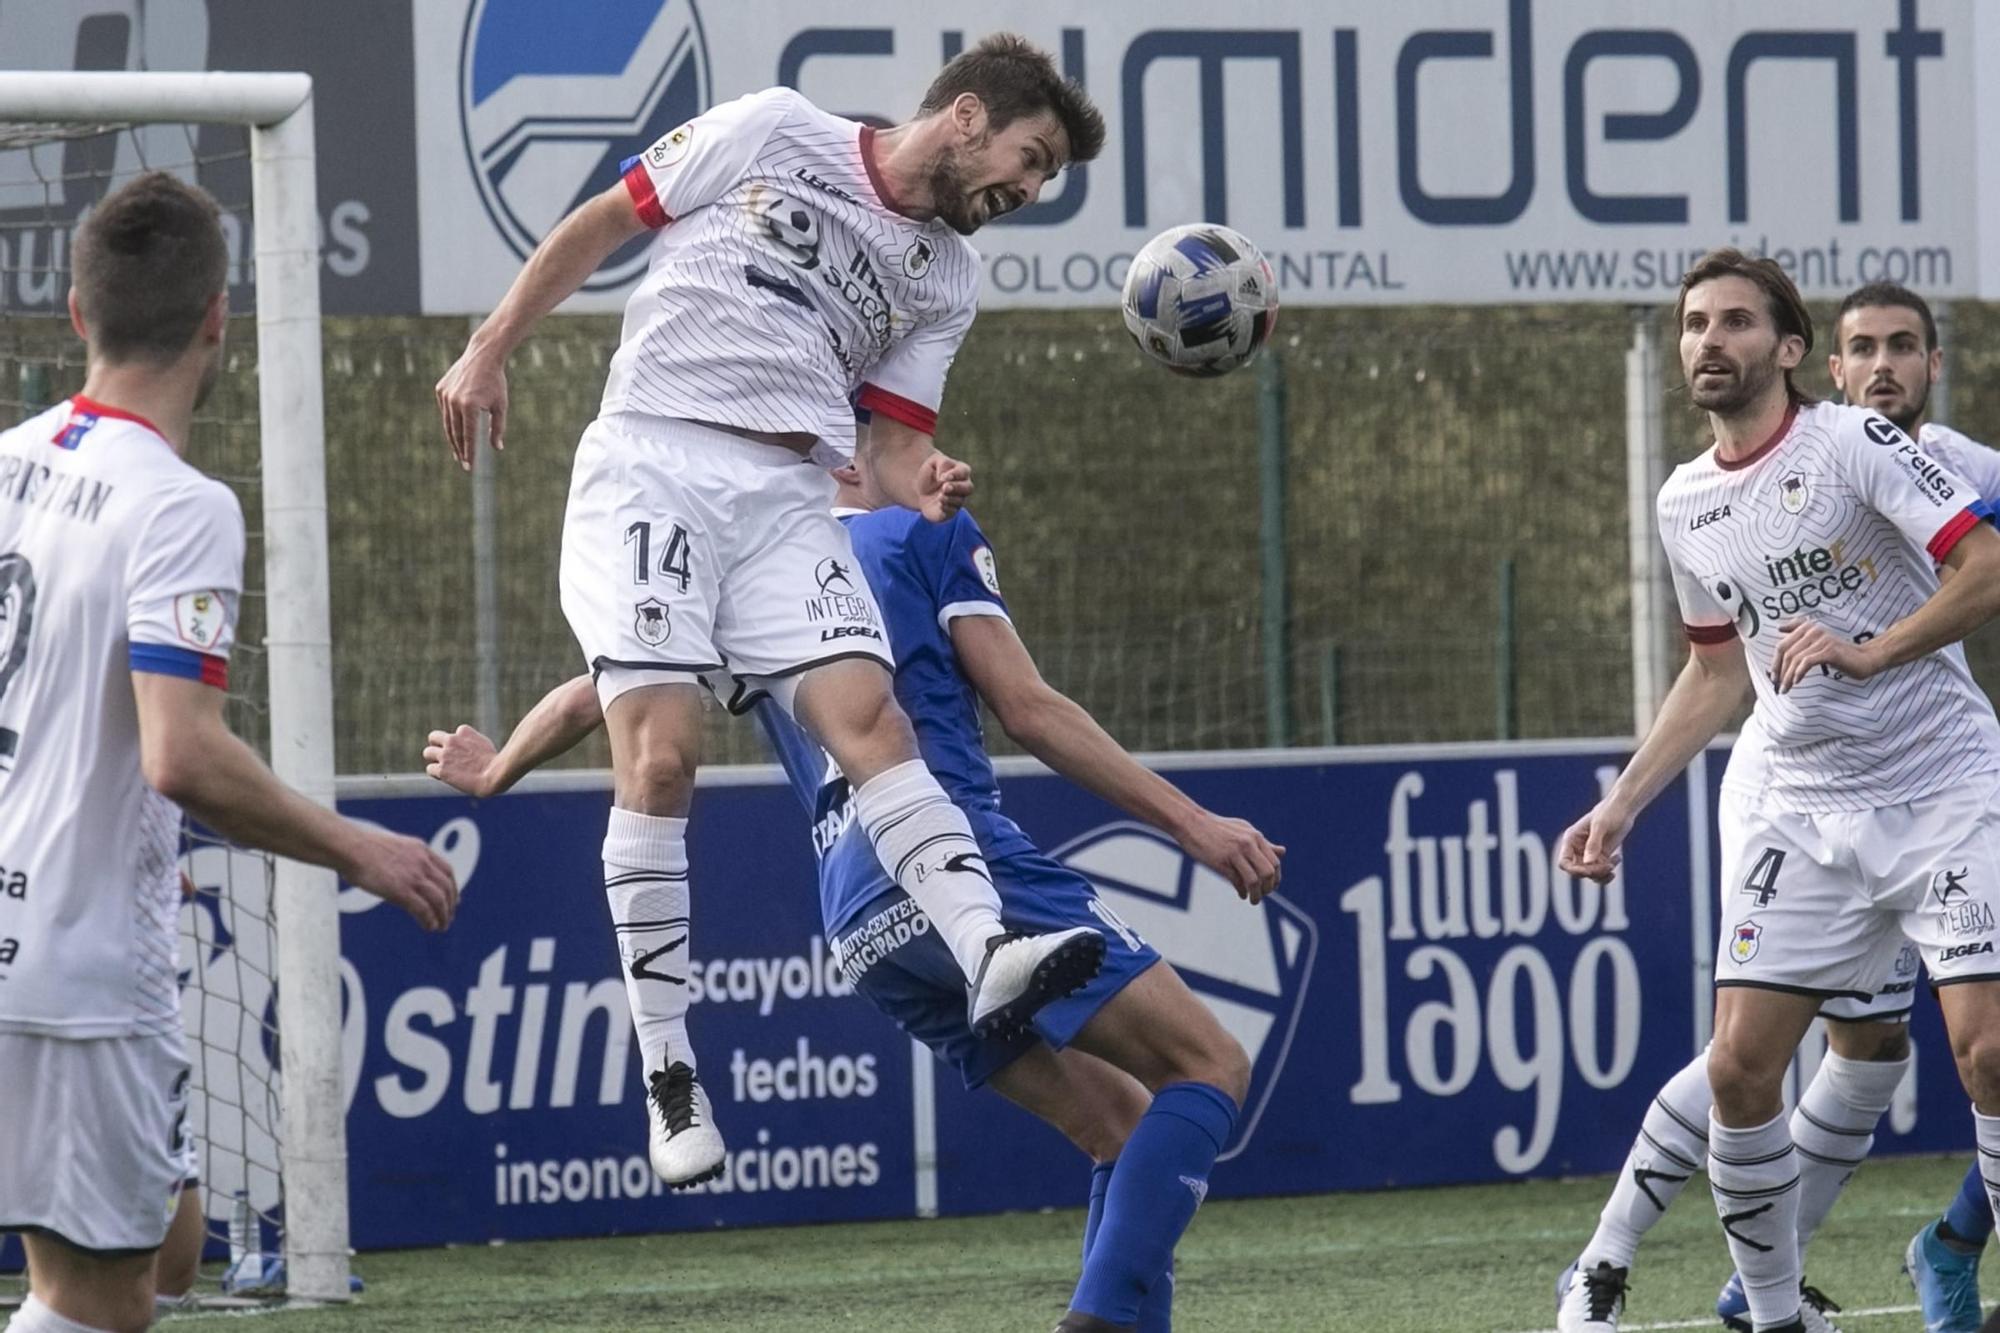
[
  {"left": 966, "top": 927, "right": 1106, "bottom": 1037},
  {"left": 647, "top": 1061, "right": 724, "bottom": 1188},
  {"left": 1555, "top": 1260, "right": 1628, "bottom": 1332}
]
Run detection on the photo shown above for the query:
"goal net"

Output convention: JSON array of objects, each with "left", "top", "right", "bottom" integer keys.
[{"left": 0, "top": 73, "right": 346, "bottom": 1304}]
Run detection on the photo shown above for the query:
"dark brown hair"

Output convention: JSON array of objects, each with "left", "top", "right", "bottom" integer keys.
[
  {"left": 918, "top": 33, "right": 1105, "bottom": 165},
  {"left": 1836, "top": 281, "right": 1937, "bottom": 350},
  {"left": 71, "top": 170, "right": 227, "bottom": 364},
  {"left": 1673, "top": 247, "right": 1815, "bottom": 405}
]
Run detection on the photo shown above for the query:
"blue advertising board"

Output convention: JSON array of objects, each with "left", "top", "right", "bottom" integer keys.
[
  {"left": 4, "top": 739, "right": 1975, "bottom": 1272},
  {"left": 306, "top": 737, "right": 1970, "bottom": 1248}
]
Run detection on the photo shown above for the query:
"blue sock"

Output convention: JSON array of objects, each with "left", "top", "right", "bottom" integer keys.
[
  {"left": 1083, "top": 1160, "right": 1115, "bottom": 1260},
  {"left": 1945, "top": 1161, "right": 1995, "bottom": 1246},
  {"left": 1070, "top": 1083, "right": 1237, "bottom": 1326},
  {"left": 1087, "top": 1160, "right": 1175, "bottom": 1330},
  {"left": 1136, "top": 1257, "right": 1174, "bottom": 1332}
]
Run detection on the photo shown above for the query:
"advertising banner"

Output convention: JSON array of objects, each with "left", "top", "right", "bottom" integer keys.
[
  {"left": 3, "top": 2, "right": 1991, "bottom": 312},
  {"left": 414, "top": 0, "right": 1986, "bottom": 311},
  {"left": 285, "top": 741, "right": 1971, "bottom": 1246}
]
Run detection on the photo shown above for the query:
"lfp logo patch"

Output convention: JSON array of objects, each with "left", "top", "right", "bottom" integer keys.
[
  {"left": 457, "top": 0, "right": 711, "bottom": 291},
  {"left": 1730, "top": 920, "right": 1762, "bottom": 964},
  {"left": 1055, "top": 822, "right": 1316, "bottom": 1162}
]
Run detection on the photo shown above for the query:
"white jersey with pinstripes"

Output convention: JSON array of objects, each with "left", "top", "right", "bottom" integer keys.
[
  {"left": 0, "top": 398, "right": 243, "bottom": 1039},
  {"left": 1660, "top": 400, "right": 2000, "bottom": 814},
  {"left": 605, "top": 88, "right": 980, "bottom": 462}
]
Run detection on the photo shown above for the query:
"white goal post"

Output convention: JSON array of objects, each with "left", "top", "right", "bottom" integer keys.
[{"left": 0, "top": 72, "right": 345, "bottom": 1301}]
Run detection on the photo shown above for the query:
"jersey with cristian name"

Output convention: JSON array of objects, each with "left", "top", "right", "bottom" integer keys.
[
  {"left": 0, "top": 398, "right": 244, "bottom": 1038},
  {"left": 605, "top": 87, "right": 981, "bottom": 463},
  {"left": 753, "top": 505, "right": 1032, "bottom": 936},
  {"left": 1661, "top": 400, "right": 1999, "bottom": 813}
]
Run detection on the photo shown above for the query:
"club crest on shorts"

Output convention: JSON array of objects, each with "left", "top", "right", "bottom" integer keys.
[
  {"left": 1729, "top": 920, "right": 1762, "bottom": 963},
  {"left": 634, "top": 597, "right": 672, "bottom": 646}
]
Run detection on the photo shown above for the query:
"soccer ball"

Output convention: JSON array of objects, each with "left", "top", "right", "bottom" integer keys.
[{"left": 1120, "top": 223, "right": 1279, "bottom": 378}]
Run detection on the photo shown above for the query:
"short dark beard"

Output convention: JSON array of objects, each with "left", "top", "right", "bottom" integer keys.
[
  {"left": 1692, "top": 343, "right": 1783, "bottom": 417},
  {"left": 923, "top": 136, "right": 987, "bottom": 236},
  {"left": 1883, "top": 379, "right": 1929, "bottom": 435}
]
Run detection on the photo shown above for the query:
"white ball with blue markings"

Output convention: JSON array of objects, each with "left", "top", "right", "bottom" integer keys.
[{"left": 1120, "top": 223, "right": 1279, "bottom": 378}]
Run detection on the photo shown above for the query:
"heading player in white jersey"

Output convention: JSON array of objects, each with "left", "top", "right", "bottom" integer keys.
[
  {"left": 1552, "top": 248, "right": 2000, "bottom": 1333},
  {"left": 0, "top": 174, "right": 457, "bottom": 1333},
  {"left": 1554, "top": 280, "right": 2000, "bottom": 1333},
  {"left": 434, "top": 36, "right": 1109, "bottom": 1188}
]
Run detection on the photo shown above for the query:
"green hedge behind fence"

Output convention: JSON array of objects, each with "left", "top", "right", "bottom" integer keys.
[{"left": 9, "top": 303, "right": 2000, "bottom": 775}]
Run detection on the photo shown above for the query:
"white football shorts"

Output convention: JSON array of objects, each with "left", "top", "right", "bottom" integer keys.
[
  {"left": 1714, "top": 773, "right": 2000, "bottom": 1001},
  {"left": 0, "top": 1030, "right": 189, "bottom": 1253},
  {"left": 559, "top": 413, "right": 892, "bottom": 710}
]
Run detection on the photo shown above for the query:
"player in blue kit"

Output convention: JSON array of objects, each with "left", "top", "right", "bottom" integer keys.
[{"left": 423, "top": 453, "right": 1283, "bottom": 1332}]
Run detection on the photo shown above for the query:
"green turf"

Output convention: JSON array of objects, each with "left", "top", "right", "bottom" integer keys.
[{"left": 162, "top": 1155, "right": 1969, "bottom": 1331}]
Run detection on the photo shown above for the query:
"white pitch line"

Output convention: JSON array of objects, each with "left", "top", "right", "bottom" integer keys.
[{"left": 1503, "top": 1305, "right": 1919, "bottom": 1333}]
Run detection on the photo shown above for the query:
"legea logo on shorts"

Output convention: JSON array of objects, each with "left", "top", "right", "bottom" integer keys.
[
  {"left": 457, "top": 0, "right": 712, "bottom": 291},
  {"left": 1054, "top": 822, "right": 1316, "bottom": 1162}
]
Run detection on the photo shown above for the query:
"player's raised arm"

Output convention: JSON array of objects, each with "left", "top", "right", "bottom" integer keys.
[
  {"left": 424, "top": 674, "right": 603, "bottom": 798},
  {"left": 435, "top": 185, "right": 648, "bottom": 468},
  {"left": 134, "top": 674, "right": 457, "bottom": 930},
  {"left": 951, "top": 613, "right": 1282, "bottom": 901}
]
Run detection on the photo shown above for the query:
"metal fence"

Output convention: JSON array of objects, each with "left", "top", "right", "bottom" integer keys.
[{"left": 10, "top": 302, "right": 2000, "bottom": 774}]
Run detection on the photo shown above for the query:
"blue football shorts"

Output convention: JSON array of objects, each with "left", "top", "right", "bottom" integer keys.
[{"left": 828, "top": 846, "right": 1161, "bottom": 1089}]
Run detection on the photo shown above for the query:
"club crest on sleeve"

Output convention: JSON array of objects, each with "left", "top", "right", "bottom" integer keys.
[
  {"left": 173, "top": 590, "right": 228, "bottom": 650},
  {"left": 1729, "top": 920, "right": 1762, "bottom": 963},
  {"left": 972, "top": 546, "right": 1000, "bottom": 595},
  {"left": 647, "top": 123, "right": 693, "bottom": 169}
]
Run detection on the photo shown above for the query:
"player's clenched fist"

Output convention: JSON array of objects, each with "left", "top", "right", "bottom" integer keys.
[
  {"left": 1557, "top": 800, "right": 1631, "bottom": 885},
  {"left": 346, "top": 829, "right": 459, "bottom": 932},
  {"left": 1178, "top": 811, "right": 1285, "bottom": 903},
  {"left": 435, "top": 346, "right": 509, "bottom": 472},
  {"left": 917, "top": 451, "right": 973, "bottom": 523}
]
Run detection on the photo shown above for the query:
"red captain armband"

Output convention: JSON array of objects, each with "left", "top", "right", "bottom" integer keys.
[
  {"left": 1683, "top": 622, "right": 1736, "bottom": 645},
  {"left": 856, "top": 384, "right": 937, "bottom": 435},
  {"left": 622, "top": 164, "right": 672, "bottom": 229}
]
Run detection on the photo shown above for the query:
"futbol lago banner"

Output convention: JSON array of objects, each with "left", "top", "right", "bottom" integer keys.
[
  {"left": 4, "top": 1, "right": 1999, "bottom": 311},
  {"left": 210, "top": 741, "right": 1965, "bottom": 1249}
]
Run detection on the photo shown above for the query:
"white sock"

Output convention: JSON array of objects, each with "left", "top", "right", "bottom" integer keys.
[
  {"left": 603, "top": 808, "right": 693, "bottom": 1075},
  {"left": 1582, "top": 1046, "right": 1711, "bottom": 1269},
  {"left": 852, "top": 760, "right": 1004, "bottom": 979},
  {"left": 6, "top": 1294, "right": 114, "bottom": 1333},
  {"left": 1790, "top": 1049, "right": 1906, "bottom": 1250},
  {"left": 1708, "top": 1111, "right": 1802, "bottom": 1331},
  {"left": 1974, "top": 1106, "right": 2000, "bottom": 1230}
]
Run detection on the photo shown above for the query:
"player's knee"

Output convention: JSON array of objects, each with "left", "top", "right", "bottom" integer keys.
[
  {"left": 1170, "top": 1032, "right": 1249, "bottom": 1108},
  {"left": 617, "top": 741, "right": 696, "bottom": 809},
  {"left": 1953, "top": 1032, "right": 2000, "bottom": 1106},
  {"left": 1705, "top": 1038, "right": 1786, "bottom": 1109}
]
